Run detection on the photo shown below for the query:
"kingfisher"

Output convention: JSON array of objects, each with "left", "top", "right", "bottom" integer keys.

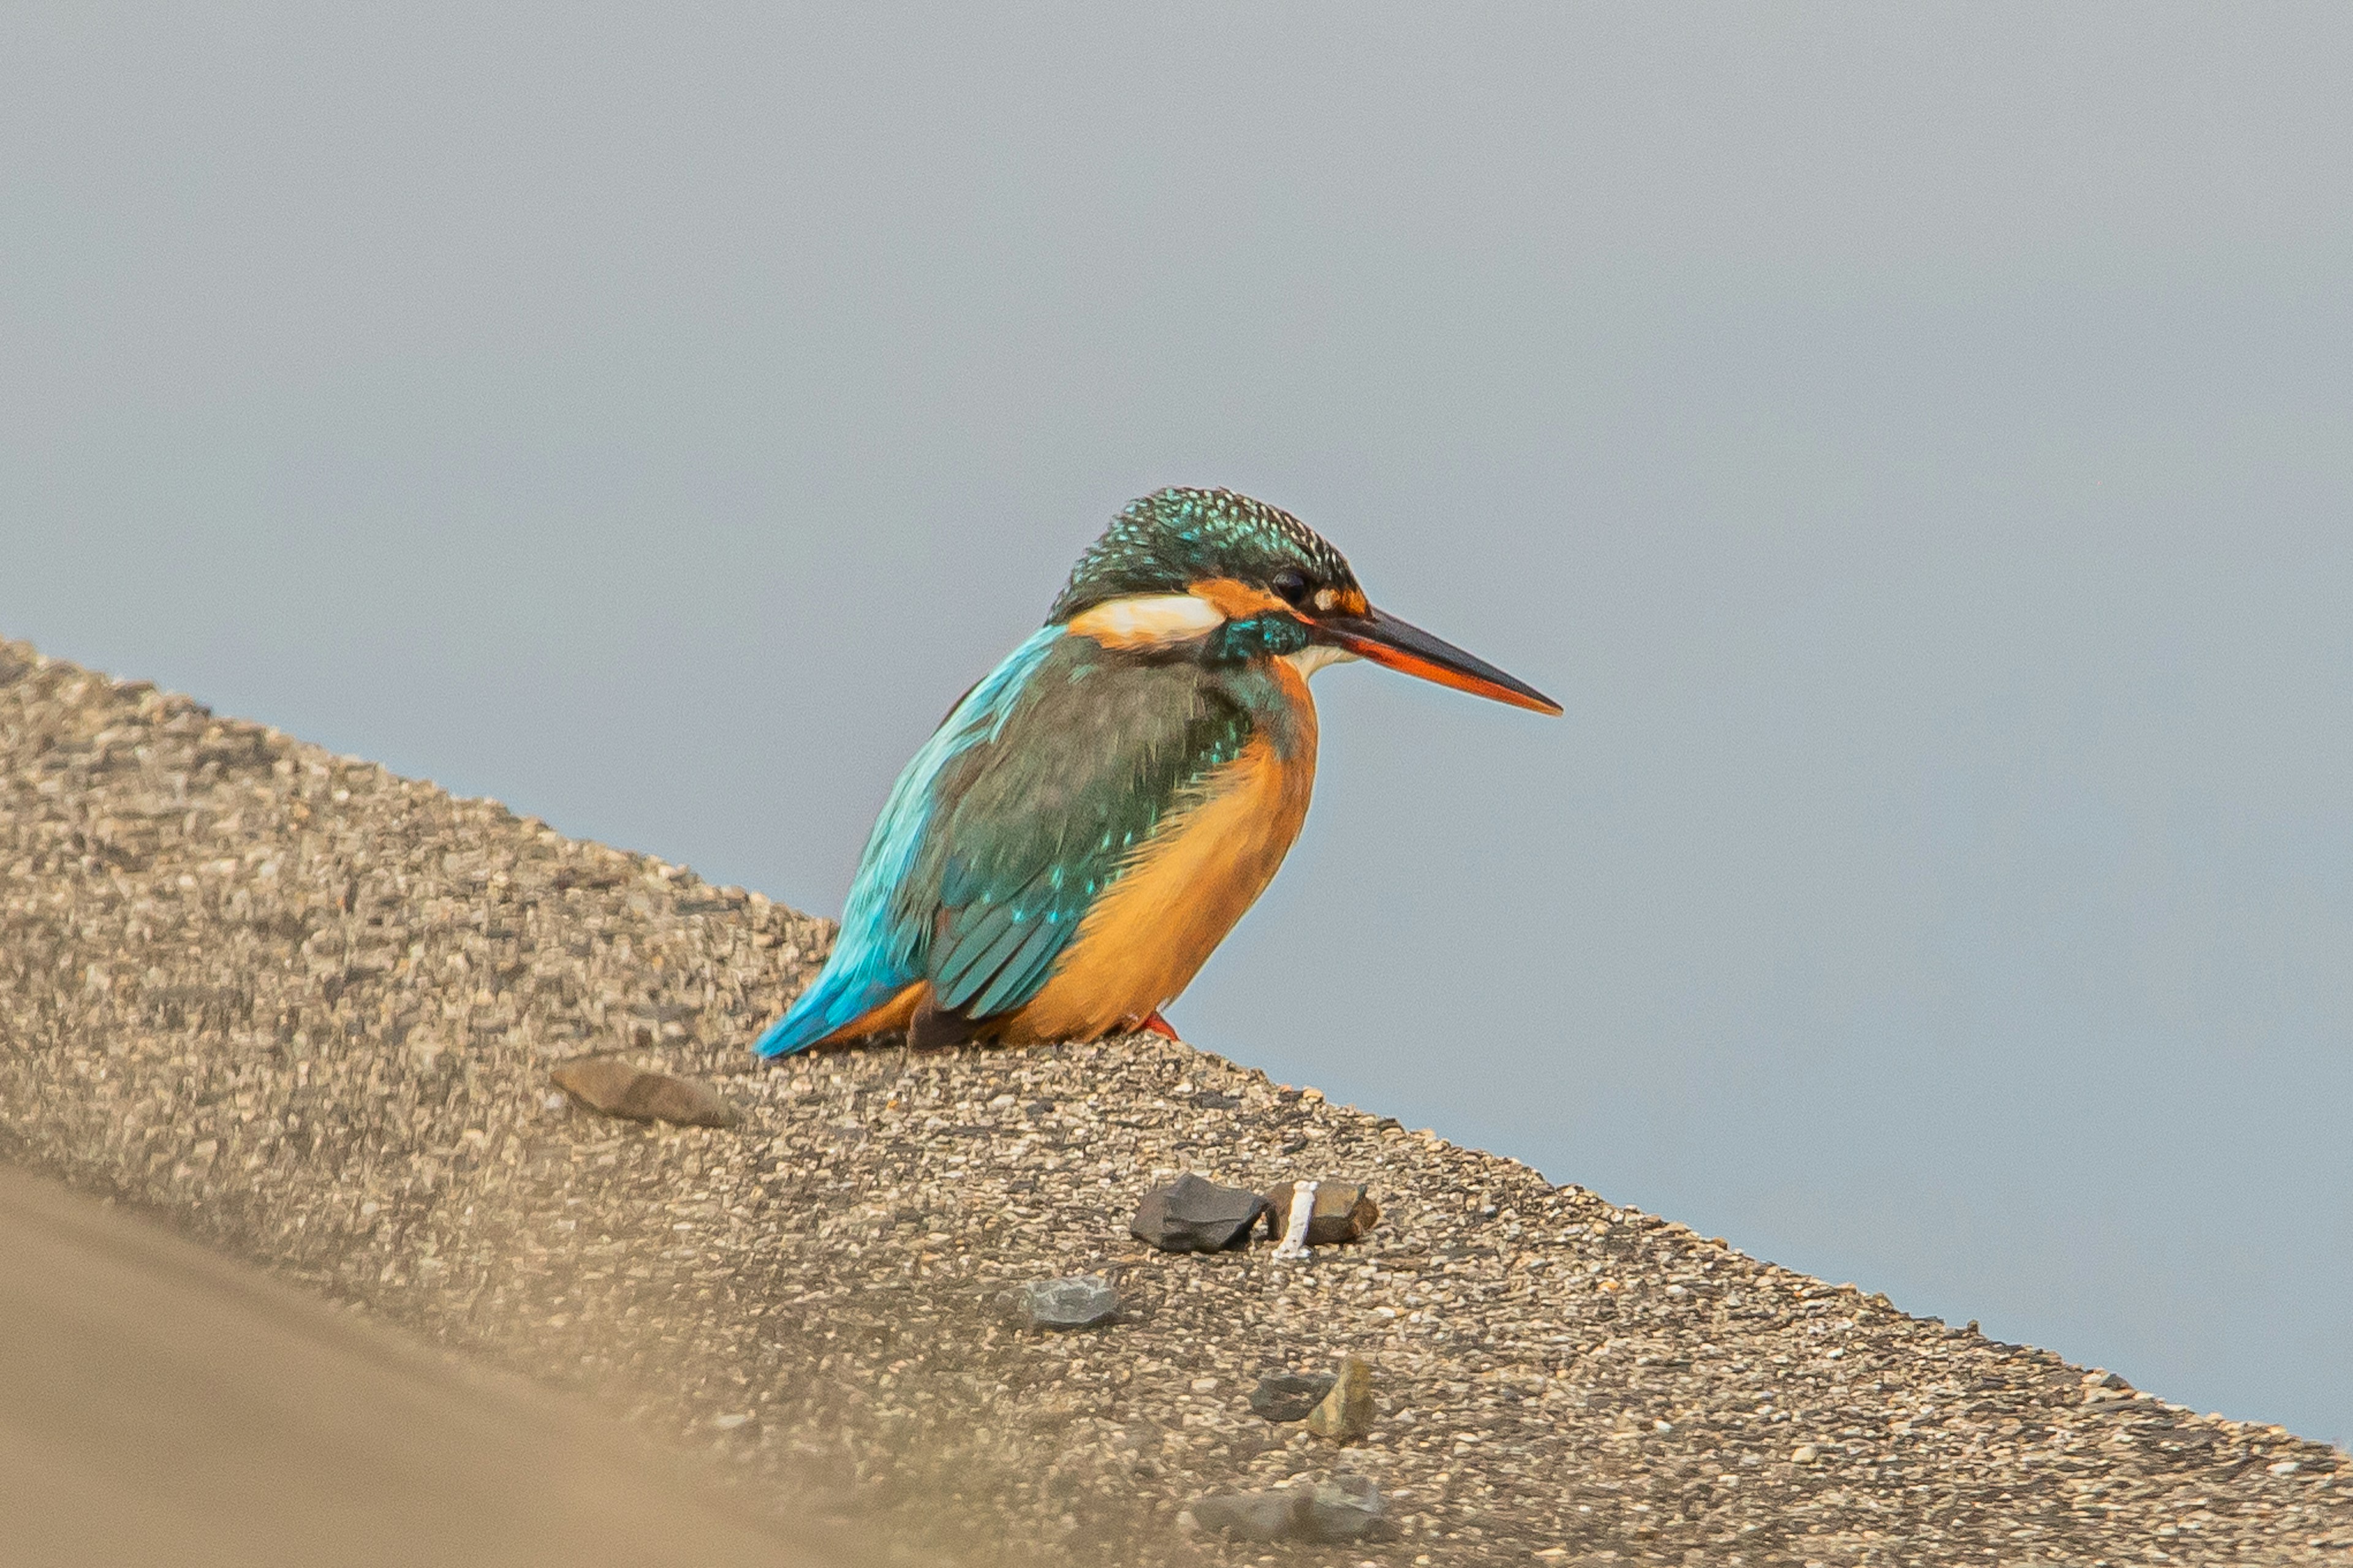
[{"left": 752, "top": 487, "right": 1559, "bottom": 1058}]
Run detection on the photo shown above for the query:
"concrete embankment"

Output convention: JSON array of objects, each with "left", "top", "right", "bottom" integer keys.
[{"left": 3, "top": 635, "right": 2346, "bottom": 1565}]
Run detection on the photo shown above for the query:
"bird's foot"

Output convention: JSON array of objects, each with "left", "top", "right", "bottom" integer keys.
[{"left": 1140, "top": 1010, "right": 1181, "bottom": 1042}]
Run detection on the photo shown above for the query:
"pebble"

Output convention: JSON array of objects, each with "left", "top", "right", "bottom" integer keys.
[
  {"left": 1305, "top": 1357, "right": 1377, "bottom": 1442},
  {"left": 1004, "top": 1274, "right": 1121, "bottom": 1331},
  {"left": 1127, "top": 1173, "right": 1265, "bottom": 1253},
  {"left": 547, "top": 1056, "right": 741, "bottom": 1129},
  {"left": 1186, "top": 1476, "right": 1387, "bottom": 1543},
  {"left": 1262, "top": 1179, "right": 1378, "bottom": 1246},
  {"left": 1188, "top": 1487, "right": 1302, "bottom": 1542},
  {"left": 1249, "top": 1371, "right": 1338, "bottom": 1423},
  {"left": 1303, "top": 1475, "right": 1388, "bottom": 1542}
]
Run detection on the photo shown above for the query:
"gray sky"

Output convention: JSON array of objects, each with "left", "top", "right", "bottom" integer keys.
[{"left": 6, "top": 5, "right": 2351, "bottom": 1442}]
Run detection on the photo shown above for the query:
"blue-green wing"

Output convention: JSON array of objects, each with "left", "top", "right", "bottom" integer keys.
[
  {"left": 911, "top": 641, "right": 1253, "bottom": 1020},
  {"left": 755, "top": 627, "right": 1063, "bottom": 1056}
]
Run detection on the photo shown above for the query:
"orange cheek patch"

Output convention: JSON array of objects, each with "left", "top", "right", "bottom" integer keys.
[{"left": 1189, "top": 578, "right": 1291, "bottom": 621}]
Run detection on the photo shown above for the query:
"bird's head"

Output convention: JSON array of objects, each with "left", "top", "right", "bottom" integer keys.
[{"left": 1049, "top": 487, "right": 1561, "bottom": 715}]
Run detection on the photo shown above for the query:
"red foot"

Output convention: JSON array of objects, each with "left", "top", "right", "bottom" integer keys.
[{"left": 1140, "top": 1010, "right": 1182, "bottom": 1041}]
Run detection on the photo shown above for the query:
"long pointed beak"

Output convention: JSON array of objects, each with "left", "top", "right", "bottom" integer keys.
[{"left": 1316, "top": 604, "right": 1562, "bottom": 716}]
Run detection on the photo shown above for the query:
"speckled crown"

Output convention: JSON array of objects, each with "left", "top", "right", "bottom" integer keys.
[{"left": 1047, "top": 488, "right": 1359, "bottom": 623}]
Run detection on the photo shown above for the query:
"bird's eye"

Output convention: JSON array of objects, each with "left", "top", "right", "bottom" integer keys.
[{"left": 1271, "top": 569, "right": 1313, "bottom": 607}]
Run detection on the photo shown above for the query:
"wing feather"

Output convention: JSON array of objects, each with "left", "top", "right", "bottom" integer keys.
[
  {"left": 754, "top": 627, "right": 1063, "bottom": 1057},
  {"left": 914, "top": 644, "right": 1252, "bottom": 1023},
  {"left": 754, "top": 630, "right": 1257, "bottom": 1056}
]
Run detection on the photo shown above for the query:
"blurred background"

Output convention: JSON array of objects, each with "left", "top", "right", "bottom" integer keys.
[{"left": 4, "top": 6, "right": 2348, "bottom": 1442}]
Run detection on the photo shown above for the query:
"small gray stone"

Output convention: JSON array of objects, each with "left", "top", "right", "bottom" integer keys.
[
  {"left": 1249, "top": 1371, "right": 1338, "bottom": 1423},
  {"left": 1187, "top": 1477, "right": 1386, "bottom": 1543},
  {"left": 1129, "top": 1173, "right": 1266, "bottom": 1253},
  {"left": 1303, "top": 1475, "right": 1387, "bottom": 1542},
  {"left": 1006, "top": 1274, "right": 1120, "bottom": 1330},
  {"left": 1188, "top": 1488, "right": 1304, "bottom": 1542},
  {"left": 547, "top": 1056, "right": 740, "bottom": 1128}
]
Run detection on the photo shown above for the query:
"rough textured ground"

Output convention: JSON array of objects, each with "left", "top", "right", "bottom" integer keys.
[{"left": 2, "top": 634, "right": 2347, "bottom": 1567}]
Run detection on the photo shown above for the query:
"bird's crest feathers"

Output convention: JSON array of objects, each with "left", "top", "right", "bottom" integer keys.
[{"left": 1048, "top": 488, "right": 1361, "bottom": 625}]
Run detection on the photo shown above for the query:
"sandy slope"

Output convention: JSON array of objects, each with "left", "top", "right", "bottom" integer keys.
[{"left": 0, "top": 1168, "right": 842, "bottom": 1568}]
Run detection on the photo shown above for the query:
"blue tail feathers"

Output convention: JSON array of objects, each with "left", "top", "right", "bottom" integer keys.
[
  {"left": 752, "top": 966, "right": 901, "bottom": 1058},
  {"left": 751, "top": 626, "right": 1068, "bottom": 1062}
]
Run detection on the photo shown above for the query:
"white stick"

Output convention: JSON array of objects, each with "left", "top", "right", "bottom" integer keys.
[{"left": 1273, "top": 1180, "right": 1318, "bottom": 1260}]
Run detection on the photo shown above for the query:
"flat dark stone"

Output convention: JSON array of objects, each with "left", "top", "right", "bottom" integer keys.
[
  {"left": 1129, "top": 1173, "right": 1266, "bottom": 1254},
  {"left": 1248, "top": 1371, "right": 1337, "bottom": 1423},
  {"left": 548, "top": 1058, "right": 741, "bottom": 1129},
  {"left": 1006, "top": 1275, "right": 1121, "bottom": 1330},
  {"left": 1302, "top": 1475, "right": 1387, "bottom": 1542},
  {"left": 1188, "top": 1479, "right": 1386, "bottom": 1543},
  {"left": 1188, "top": 1488, "right": 1303, "bottom": 1542}
]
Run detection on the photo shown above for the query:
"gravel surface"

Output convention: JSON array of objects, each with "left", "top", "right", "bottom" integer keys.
[{"left": 3, "top": 634, "right": 2347, "bottom": 1567}]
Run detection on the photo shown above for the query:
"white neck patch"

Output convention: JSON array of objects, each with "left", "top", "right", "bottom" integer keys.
[
  {"left": 1284, "top": 642, "right": 1360, "bottom": 679},
  {"left": 1066, "top": 592, "right": 1226, "bottom": 649}
]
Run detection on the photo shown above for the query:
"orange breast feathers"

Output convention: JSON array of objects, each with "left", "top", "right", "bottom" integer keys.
[{"left": 1003, "top": 683, "right": 1319, "bottom": 1043}]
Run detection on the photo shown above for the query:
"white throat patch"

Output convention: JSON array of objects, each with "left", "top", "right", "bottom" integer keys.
[{"left": 1284, "top": 642, "right": 1360, "bottom": 679}]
